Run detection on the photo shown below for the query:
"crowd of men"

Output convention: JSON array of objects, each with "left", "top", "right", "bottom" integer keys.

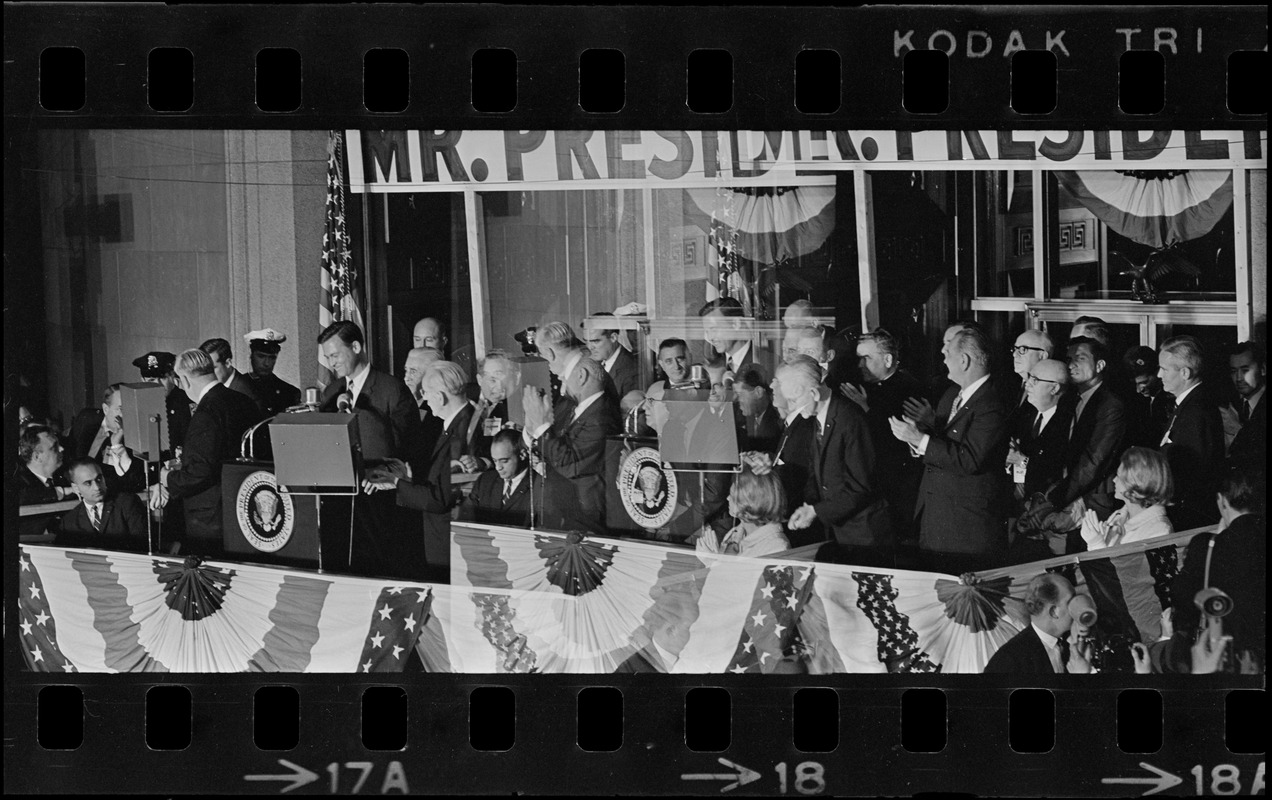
[{"left": 10, "top": 305, "right": 1266, "bottom": 673}]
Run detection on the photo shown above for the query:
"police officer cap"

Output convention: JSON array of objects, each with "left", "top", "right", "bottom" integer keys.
[
  {"left": 1124, "top": 345, "right": 1158, "bottom": 376},
  {"left": 244, "top": 328, "right": 287, "bottom": 355},
  {"left": 132, "top": 351, "right": 177, "bottom": 378}
]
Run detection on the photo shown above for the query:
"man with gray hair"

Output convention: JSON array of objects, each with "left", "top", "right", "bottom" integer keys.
[
  {"left": 1157, "top": 335, "right": 1223, "bottom": 528},
  {"left": 462, "top": 349, "right": 522, "bottom": 472},
  {"left": 152, "top": 348, "right": 262, "bottom": 551},
  {"left": 779, "top": 354, "right": 892, "bottom": 567},
  {"left": 890, "top": 327, "right": 1010, "bottom": 573},
  {"left": 522, "top": 354, "right": 619, "bottom": 532}
]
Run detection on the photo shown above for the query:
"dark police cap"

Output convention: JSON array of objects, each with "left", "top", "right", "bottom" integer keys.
[
  {"left": 132, "top": 351, "right": 176, "bottom": 378},
  {"left": 1124, "top": 345, "right": 1158, "bottom": 376}
]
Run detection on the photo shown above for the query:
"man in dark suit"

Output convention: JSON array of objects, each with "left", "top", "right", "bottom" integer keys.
[
  {"left": 1167, "top": 464, "right": 1265, "bottom": 671},
  {"left": 316, "top": 321, "right": 424, "bottom": 578},
  {"left": 1224, "top": 341, "right": 1266, "bottom": 472},
  {"left": 459, "top": 429, "right": 533, "bottom": 527},
  {"left": 523, "top": 355, "right": 620, "bottom": 533},
  {"left": 364, "top": 366, "right": 475, "bottom": 583},
  {"left": 1011, "top": 359, "right": 1072, "bottom": 502},
  {"left": 55, "top": 458, "right": 148, "bottom": 550},
  {"left": 132, "top": 351, "right": 192, "bottom": 455},
  {"left": 11, "top": 425, "right": 70, "bottom": 504},
  {"left": 318, "top": 320, "right": 421, "bottom": 463},
  {"left": 761, "top": 369, "right": 819, "bottom": 546},
  {"left": 153, "top": 349, "right": 262, "bottom": 553},
  {"left": 403, "top": 346, "right": 445, "bottom": 455},
  {"left": 1021, "top": 337, "right": 1127, "bottom": 553},
  {"left": 1156, "top": 336, "right": 1224, "bottom": 530},
  {"left": 65, "top": 383, "right": 147, "bottom": 494},
  {"left": 734, "top": 364, "right": 782, "bottom": 454},
  {"left": 780, "top": 356, "right": 892, "bottom": 568},
  {"left": 585, "top": 312, "right": 641, "bottom": 401},
  {"left": 1005, "top": 329, "right": 1055, "bottom": 439},
  {"left": 984, "top": 573, "right": 1093, "bottom": 674},
  {"left": 699, "top": 297, "right": 758, "bottom": 374},
  {"left": 463, "top": 349, "right": 519, "bottom": 471},
  {"left": 201, "top": 337, "right": 264, "bottom": 413},
  {"left": 243, "top": 329, "right": 302, "bottom": 417},
  {"left": 1124, "top": 345, "right": 1170, "bottom": 448},
  {"left": 846, "top": 328, "right": 925, "bottom": 547},
  {"left": 890, "top": 327, "right": 1011, "bottom": 574}
]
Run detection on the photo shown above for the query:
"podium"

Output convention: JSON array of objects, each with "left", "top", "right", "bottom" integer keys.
[{"left": 221, "top": 461, "right": 320, "bottom": 568}]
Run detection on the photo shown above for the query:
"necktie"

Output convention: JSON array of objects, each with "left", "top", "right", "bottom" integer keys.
[
  {"left": 1057, "top": 636, "right": 1070, "bottom": 674},
  {"left": 1031, "top": 412, "right": 1043, "bottom": 440},
  {"left": 950, "top": 393, "right": 964, "bottom": 420},
  {"left": 503, "top": 480, "right": 513, "bottom": 503},
  {"left": 813, "top": 417, "right": 823, "bottom": 447},
  {"left": 90, "top": 504, "right": 103, "bottom": 531},
  {"left": 1239, "top": 399, "right": 1251, "bottom": 425}
]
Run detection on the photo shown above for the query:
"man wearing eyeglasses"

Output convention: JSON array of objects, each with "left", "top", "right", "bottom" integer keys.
[
  {"left": 1021, "top": 336, "right": 1126, "bottom": 552},
  {"left": 1009, "top": 330, "right": 1054, "bottom": 407},
  {"left": 1009, "top": 360, "right": 1072, "bottom": 505}
]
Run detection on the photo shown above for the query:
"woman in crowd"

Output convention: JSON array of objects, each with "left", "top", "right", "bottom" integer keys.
[
  {"left": 696, "top": 466, "right": 791, "bottom": 557},
  {"left": 1080, "top": 446, "right": 1174, "bottom": 550}
]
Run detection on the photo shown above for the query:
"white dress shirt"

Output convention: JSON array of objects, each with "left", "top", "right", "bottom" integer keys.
[
  {"left": 1032, "top": 622, "right": 1066, "bottom": 674},
  {"left": 345, "top": 362, "right": 371, "bottom": 406},
  {"left": 916, "top": 373, "right": 990, "bottom": 456}
]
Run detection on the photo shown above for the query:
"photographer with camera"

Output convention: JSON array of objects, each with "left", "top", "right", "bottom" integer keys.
[
  {"left": 984, "top": 573, "right": 1097, "bottom": 674},
  {"left": 1147, "top": 463, "right": 1265, "bottom": 674}
]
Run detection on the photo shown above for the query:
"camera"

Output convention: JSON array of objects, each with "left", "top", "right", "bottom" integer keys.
[
  {"left": 1193, "top": 587, "right": 1233, "bottom": 617},
  {"left": 1068, "top": 593, "right": 1098, "bottom": 627}
]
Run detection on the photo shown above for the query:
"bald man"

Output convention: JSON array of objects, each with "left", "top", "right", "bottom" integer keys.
[
  {"left": 1012, "top": 359, "right": 1072, "bottom": 501},
  {"left": 413, "top": 317, "right": 448, "bottom": 353}
]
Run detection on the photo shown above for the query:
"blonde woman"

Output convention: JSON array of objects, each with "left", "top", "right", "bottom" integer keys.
[
  {"left": 697, "top": 467, "right": 791, "bottom": 557},
  {"left": 1081, "top": 447, "right": 1175, "bottom": 550}
]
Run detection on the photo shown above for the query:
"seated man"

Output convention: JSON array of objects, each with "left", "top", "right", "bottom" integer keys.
[
  {"left": 55, "top": 458, "right": 148, "bottom": 550},
  {"left": 645, "top": 338, "right": 690, "bottom": 400},
  {"left": 12, "top": 425, "right": 70, "bottom": 504},
  {"left": 459, "top": 429, "right": 533, "bottom": 528},
  {"left": 463, "top": 349, "right": 521, "bottom": 472},
  {"left": 984, "top": 573, "right": 1094, "bottom": 674},
  {"left": 65, "top": 383, "right": 147, "bottom": 494}
]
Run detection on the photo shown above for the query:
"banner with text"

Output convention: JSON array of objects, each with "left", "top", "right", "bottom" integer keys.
[{"left": 347, "top": 130, "right": 1267, "bottom": 192}]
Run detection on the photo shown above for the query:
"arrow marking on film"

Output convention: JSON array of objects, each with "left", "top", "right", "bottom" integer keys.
[
  {"left": 244, "top": 759, "right": 320, "bottom": 794},
  {"left": 681, "top": 757, "right": 762, "bottom": 792},
  {"left": 1101, "top": 762, "right": 1183, "bottom": 797}
]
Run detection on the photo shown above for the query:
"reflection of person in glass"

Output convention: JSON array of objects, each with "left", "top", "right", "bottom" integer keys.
[
  {"left": 252, "top": 488, "right": 281, "bottom": 533},
  {"left": 645, "top": 338, "right": 690, "bottom": 400}
]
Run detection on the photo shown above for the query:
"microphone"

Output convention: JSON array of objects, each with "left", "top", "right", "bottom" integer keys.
[
  {"left": 667, "top": 364, "right": 709, "bottom": 391},
  {"left": 336, "top": 391, "right": 354, "bottom": 413},
  {"left": 284, "top": 387, "right": 322, "bottom": 414}
]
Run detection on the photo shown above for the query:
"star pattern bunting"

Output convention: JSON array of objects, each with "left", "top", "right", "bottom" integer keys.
[
  {"left": 18, "top": 555, "right": 76, "bottom": 672},
  {"left": 472, "top": 593, "right": 539, "bottom": 673},
  {"left": 725, "top": 565, "right": 814, "bottom": 674},
  {"left": 852, "top": 572, "right": 940, "bottom": 673},
  {"left": 355, "top": 586, "right": 434, "bottom": 673},
  {"left": 1143, "top": 544, "right": 1179, "bottom": 612}
]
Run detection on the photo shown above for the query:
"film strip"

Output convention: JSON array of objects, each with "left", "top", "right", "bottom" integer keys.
[{"left": 4, "top": 4, "right": 1267, "bottom": 796}]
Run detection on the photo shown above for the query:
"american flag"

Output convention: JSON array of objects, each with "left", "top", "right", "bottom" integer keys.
[
  {"left": 471, "top": 592, "right": 540, "bottom": 673},
  {"left": 356, "top": 585, "right": 434, "bottom": 673},
  {"left": 18, "top": 553, "right": 77, "bottom": 672},
  {"left": 706, "top": 185, "right": 754, "bottom": 313},
  {"left": 725, "top": 565, "right": 815, "bottom": 674},
  {"left": 852, "top": 572, "right": 941, "bottom": 673},
  {"left": 319, "top": 130, "right": 364, "bottom": 388}
]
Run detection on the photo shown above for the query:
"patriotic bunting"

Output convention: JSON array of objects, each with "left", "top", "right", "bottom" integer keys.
[
  {"left": 1053, "top": 170, "right": 1232, "bottom": 249},
  {"left": 20, "top": 524, "right": 1213, "bottom": 674}
]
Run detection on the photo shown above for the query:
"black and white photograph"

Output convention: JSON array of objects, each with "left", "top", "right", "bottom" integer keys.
[{"left": 4, "top": 4, "right": 1266, "bottom": 797}]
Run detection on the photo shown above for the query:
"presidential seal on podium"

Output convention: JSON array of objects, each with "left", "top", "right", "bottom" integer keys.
[
  {"left": 618, "top": 447, "right": 678, "bottom": 530},
  {"left": 234, "top": 470, "right": 295, "bottom": 553}
]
